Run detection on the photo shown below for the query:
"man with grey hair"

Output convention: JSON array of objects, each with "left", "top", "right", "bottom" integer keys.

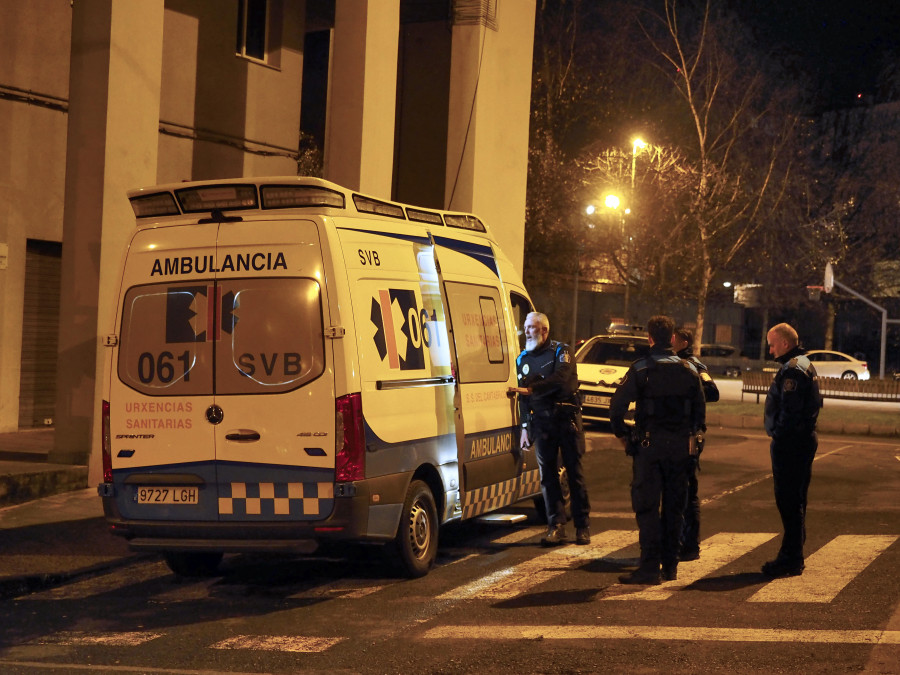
[
  {"left": 762, "top": 322, "right": 823, "bottom": 577},
  {"left": 511, "top": 312, "right": 591, "bottom": 546}
]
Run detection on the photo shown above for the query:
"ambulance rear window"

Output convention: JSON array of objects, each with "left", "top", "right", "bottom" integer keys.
[{"left": 118, "top": 278, "right": 325, "bottom": 396}]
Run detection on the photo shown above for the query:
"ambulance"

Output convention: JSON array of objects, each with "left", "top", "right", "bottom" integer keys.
[{"left": 97, "top": 176, "right": 541, "bottom": 578}]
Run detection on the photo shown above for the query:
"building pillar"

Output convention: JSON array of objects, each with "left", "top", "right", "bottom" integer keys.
[
  {"left": 51, "top": 0, "right": 164, "bottom": 471},
  {"left": 324, "top": 0, "right": 399, "bottom": 198},
  {"left": 445, "top": 3, "right": 535, "bottom": 273}
]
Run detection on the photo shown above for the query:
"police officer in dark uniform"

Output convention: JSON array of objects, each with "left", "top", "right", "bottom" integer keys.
[
  {"left": 672, "top": 327, "right": 719, "bottom": 561},
  {"left": 512, "top": 312, "right": 591, "bottom": 546},
  {"left": 762, "top": 322, "right": 823, "bottom": 577},
  {"left": 610, "top": 316, "right": 706, "bottom": 584}
]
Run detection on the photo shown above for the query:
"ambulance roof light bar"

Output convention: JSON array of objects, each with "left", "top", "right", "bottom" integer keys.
[
  {"left": 129, "top": 192, "right": 180, "bottom": 218},
  {"left": 175, "top": 184, "right": 258, "bottom": 213},
  {"left": 444, "top": 214, "right": 486, "bottom": 233},
  {"left": 352, "top": 194, "right": 405, "bottom": 219},
  {"left": 260, "top": 184, "right": 345, "bottom": 209},
  {"left": 127, "top": 179, "right": 489, "bottom": 235}
]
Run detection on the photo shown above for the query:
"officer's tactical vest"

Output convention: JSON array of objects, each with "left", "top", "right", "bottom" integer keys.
[{"left": 634, "top": 356, "right": 698, "bottom": 433}]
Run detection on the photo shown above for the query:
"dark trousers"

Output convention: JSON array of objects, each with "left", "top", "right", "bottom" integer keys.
[
  {"left": 631, "top": 438, "right": 691, "bottom": 568},
  {"left": 534, "top": 412, "right": 590, "bottom": 529},
  {"left": 681, "top": 455, "right": 700, "bottom": 554},
  {"left": 770, "top": 433, "right": 817, "bottom": 564}
]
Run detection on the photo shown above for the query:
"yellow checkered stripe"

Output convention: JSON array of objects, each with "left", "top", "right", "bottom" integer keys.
[
  {"left": 517, "top": 468, "right": 541, "bottom": 501},
  {"left": 461, "top": 476, "right": 519, "bottom": 520},
  {"left": 218, "top": 481, "right": 334, "bottom": 518}
]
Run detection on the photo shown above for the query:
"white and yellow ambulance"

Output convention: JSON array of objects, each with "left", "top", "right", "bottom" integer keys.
[{"left": 97, "top": 176, "right": 540, "bottom": 577}]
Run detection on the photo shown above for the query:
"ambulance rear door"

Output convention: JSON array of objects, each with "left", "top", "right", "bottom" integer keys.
[
  {"left": 212, "top": 218, "right": 334, "bottom": 523},
  {"left": 108, "top": 222, "right": 221, "bottom": 521}
]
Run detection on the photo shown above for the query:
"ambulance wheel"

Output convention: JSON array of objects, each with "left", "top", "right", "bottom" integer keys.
[
  {"left": 532, "top": 466, "right": 570, "bottom": 524},
  {"left": 393, "top": 480, "right": 438, "bottom": 578},
  {"left": 163, "top": 551, "right": 223, "bottom": 577}
]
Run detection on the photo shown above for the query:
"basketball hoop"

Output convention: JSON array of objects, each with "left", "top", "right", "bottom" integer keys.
[{"left": 807, "top": 285, "right": 823, "bottom": 301}]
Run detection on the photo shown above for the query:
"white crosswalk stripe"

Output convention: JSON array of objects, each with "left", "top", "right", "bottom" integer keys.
[
  {"left": 438, "top": 529, "right": 638, "bottom": 600},
  {"left": 748, "top": 534, "right": 898, "bottom": 603},
  {"left": 604, "top": 532, "right": 778, "bottom": 601},
  {"left": 20, "top": 559, "right": 172, "bottom": 601},
  {"left": 30, "top": 631, "right": 164, "bottom": 646},
  {"left": 212, "top": 635, "right": 345, "bottom": 652},
  {"left": 422, "top": 625, "right": 900, "bottom": 644}
]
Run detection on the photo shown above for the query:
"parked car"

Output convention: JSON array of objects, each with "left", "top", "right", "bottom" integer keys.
[
  {"left": 806, "top": 350, "right": 870, "bottom": 380},
  {"left": 699, "top": 343, "right": 752, "bottom": 378},
  {"left": 574, "top": 334, "right": 651, "bottom": 423}
]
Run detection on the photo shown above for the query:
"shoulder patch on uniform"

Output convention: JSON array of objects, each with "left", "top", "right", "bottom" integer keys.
[
  {"left": 783, "top": 378, "right": 797, "bottom": 392},
  {"left": 559, "top": 352, "right": 570, "bottom": 363}
]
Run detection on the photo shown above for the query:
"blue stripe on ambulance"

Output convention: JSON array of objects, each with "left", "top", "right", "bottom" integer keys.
[
  {"left": 112, "top": 462, "right": 333, "bottom": 521},
  {"left": 345, "top": 228, "right": 499, "bottom": 276}
]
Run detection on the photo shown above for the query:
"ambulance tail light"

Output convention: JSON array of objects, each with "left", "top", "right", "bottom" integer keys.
[
  {"left": 101, "top": 400, "right": 112, "bottom": 483},
  {"left": 335, "top": 393, "right": 365, "bottom": 481}
]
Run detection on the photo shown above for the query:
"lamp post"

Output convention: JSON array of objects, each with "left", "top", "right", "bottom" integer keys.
[
  {"left": 631, "top": 138, "right": 646, "bottom": 190},
  {"left": 604, "top": 194, "right": 630, "bottom": 324},
  {"left": 570, "top": 208, "right": 597, "bottom": 346},
  {"left": 624, "top": 138, "right": 646, "bottom": 325}
]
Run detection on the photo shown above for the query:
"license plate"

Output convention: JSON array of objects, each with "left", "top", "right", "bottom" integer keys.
[
  {"left": 583, "top": 394, "right": 610, "bottom": 406},
  {"left": 137, "top": 486, "right": 199, "bottom": 505}
]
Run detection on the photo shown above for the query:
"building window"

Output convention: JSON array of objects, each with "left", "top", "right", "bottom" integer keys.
[{"left": 237, "top": 0, "right": 268, "bottom": 62}]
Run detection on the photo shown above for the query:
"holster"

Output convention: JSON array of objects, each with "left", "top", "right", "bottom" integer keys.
[
  {"left": 625, "top": 427, "right": 645, "bottom": 456},
  {"left": 690, "top": 432, "right": 704, "bottom": 456},
  {"left": 553, "top": 401, "right": 579, "bottom": 422}
]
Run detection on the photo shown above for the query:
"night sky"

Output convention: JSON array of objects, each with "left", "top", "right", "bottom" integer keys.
[{"left": 737, "top": 0, "right": 900, "bottom": 109}]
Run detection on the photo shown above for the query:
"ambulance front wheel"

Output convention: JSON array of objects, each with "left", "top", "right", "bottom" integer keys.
[
  {"left": 393, "top": 479, "right": 438, "bottom": 578},
  {"left": 163, "top": 551, "right": 223, "bottom": 577}
]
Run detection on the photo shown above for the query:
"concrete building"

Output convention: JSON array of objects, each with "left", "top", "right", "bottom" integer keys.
[{"left": 0, "top": 0, "right": 535, "bottom": 480}]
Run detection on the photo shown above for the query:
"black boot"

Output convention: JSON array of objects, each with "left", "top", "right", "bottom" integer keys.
[
  {"left": 541, "top": 524, "right": 568, "bottom": 547},
  {"left": 761, "top": 558, "right": 804, "bottom": 577},
  {"left": 662, "top": 562, "right": 678, "bottom": 581},
  {"left": 618, "top": 565, "right": 661, "bottom": 585}
]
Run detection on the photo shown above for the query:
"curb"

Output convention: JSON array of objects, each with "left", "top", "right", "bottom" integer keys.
[
  {"left": 0, "top": 466, "right": 89, "bottom": 508},
  {"left": 706, "top": 413, "right": 900, "bottom": 438}
]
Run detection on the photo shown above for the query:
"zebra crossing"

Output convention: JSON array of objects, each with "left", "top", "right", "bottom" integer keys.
[
  {"left": 8, "top": 528, "right": 899, "bottom": 655},
  {"left": 18, "top": 528, "right": 898, "bottom": 605}
]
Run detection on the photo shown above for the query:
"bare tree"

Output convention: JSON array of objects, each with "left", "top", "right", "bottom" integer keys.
[{"left": 630, "top": 0, "right": 807, "bottom": 352}]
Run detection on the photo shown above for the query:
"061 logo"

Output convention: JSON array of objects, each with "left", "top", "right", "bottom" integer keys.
[{"left": 370, "top": 289, "right": 439, "bottom": 370}]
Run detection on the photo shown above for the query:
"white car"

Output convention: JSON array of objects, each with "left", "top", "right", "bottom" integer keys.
[
  {"left": 574, "top": 334, "right": 651, "bottom": 422},
  {"left": 806, "top": 350, "right": 870, "bottom": 380}
]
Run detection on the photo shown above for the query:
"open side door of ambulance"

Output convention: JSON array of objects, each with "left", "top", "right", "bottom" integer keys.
[
  {"left": 430, "top": 235, "right": 522, "bottom": 520},
  {"left": 107, "top": 211, "right": 335, "bottom": 529}
]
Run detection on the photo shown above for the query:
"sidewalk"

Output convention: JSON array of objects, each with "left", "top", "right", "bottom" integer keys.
[
  {"left": 0, "top": 428, "right": 89, "bottom": 508},
  {"left": 0, "top": 428, "right": 134, "bottom": 599}
]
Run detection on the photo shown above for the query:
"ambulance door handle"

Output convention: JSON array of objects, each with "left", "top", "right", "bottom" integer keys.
[{"left": 225, "top": 430, "right": 261, "bottom": 442}]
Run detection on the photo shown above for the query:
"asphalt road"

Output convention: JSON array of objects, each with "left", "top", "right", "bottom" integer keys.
[{"left": 1, "top": 427, "right": 898, "bottom": 674}]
